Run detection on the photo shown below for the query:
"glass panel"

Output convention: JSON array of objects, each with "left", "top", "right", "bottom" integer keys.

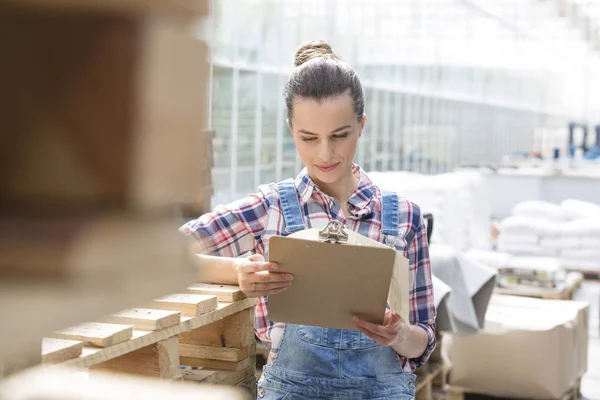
[
  {"left": 260, "top": 73, "right": 280, "bottom": 171},
  {"left": 237, "top": 167, "right": 255, "bottom": 196},
  {"left": 237, "top": 71, "right": 257, "bottom": 169},
  {"left": 211, "top": 66, "right": 233, "bottom": 199}
]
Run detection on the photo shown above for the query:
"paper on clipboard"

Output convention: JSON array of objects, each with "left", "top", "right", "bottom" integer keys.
[{"left": 267, "top": 221, "right": 410, "bottom": 330}]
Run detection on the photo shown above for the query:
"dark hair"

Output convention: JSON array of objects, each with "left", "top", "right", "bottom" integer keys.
[{"left": 284, "top": 40, "right": 364, "bottom": 125}]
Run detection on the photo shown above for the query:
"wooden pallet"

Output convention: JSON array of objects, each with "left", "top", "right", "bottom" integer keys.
[
  {"left": 494, "top": 272, "right": 584, "bottom": 300},
  {"left": 446, "top": 378, "right": 581, "bottom": 400},
  {"left": 0, "top": 0, "right": 210, "bottom": 375},
  {"left": 416, "top": 361, "right": 448, "bottom": 400},
  {"left": 35, "top": 284, "right": 257, "bottom": 399}
]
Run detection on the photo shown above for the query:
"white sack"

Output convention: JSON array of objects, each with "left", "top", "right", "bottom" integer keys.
[
  {"left": 496, "top": 234, "right": 539, "bottom": 247},
  {"left": 512, "top": 201, "right": 565, "bottom": 221},
  {"left": 560, "top": 249, "right": 600, "bottom": 261},
  {"left": 560, "top": 199, "right": 600, "bottom": 220},
  {"left": 500, "top": 216, "right": 557, "bottom": 237},
  {"left": 540, "top": 237, "right": 581, "bottom": 250}
]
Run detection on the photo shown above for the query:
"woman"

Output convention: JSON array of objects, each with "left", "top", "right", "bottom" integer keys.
[{"left": 180, "top": 40, "right": 436, "bottom": 400}]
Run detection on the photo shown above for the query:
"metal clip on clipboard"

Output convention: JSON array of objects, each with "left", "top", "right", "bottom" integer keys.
[{"left": 318, "top": 221, "right": 348, "bottom": 244}]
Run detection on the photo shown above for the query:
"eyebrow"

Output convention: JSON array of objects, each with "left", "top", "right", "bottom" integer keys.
[{"left": 298, "top": 125, "right": 351, "bottom": 135}]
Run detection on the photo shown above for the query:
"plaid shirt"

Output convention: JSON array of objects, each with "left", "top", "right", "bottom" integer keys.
[{"left": 180, "top": 164, "right": 436, "bottom": 372}]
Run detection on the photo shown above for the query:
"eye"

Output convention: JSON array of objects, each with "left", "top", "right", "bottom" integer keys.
[
  {"left": 332, "top": 132, "right": 349, "bottom": 139},
  {"left": 301, "top": 136, "right": 317, "bottom": 142}
]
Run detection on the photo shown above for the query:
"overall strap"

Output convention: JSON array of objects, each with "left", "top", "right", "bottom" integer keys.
[
  {"left": 381, "top": 191, "right": 400, "bottom": 238},
  {"left": 276, "top": 179, "right": 306, "bottom": 234}
]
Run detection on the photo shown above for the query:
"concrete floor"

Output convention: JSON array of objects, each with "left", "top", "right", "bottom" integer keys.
[{"left": 576, "top": 281, "right": 600, "bottom": 400}]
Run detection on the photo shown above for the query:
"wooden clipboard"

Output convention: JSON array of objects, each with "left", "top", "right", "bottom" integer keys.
[{"left": 267, "top": 221, "right": 407, "bottom": 330}]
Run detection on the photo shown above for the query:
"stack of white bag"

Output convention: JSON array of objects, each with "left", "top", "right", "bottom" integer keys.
[
  {"left": 368, "top": 170, "right": 491, "bottom": 251},
  {"left": 497, "top": 199, "right": 600, "bottom": 272}
]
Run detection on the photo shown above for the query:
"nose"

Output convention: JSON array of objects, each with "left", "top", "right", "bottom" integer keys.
[{"left": 318, "top": 138, "right": 335, "bottom": 162}]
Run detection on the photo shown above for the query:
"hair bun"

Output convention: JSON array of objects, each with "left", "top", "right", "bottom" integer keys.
[{"left": 294, "top": 40, "right": 339, "bottom": 67}]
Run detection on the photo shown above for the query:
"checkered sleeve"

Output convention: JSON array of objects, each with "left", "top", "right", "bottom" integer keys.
[
  {"left": 406, "top": 202, "right": 437, "bottom": 370},
  {"left": 179, "top": 184, "right": 273, "bottom": 257}
]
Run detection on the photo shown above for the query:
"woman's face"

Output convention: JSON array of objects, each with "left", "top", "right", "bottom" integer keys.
[{"left": 288, "top": 93, "right": 365, "bottom": 186}]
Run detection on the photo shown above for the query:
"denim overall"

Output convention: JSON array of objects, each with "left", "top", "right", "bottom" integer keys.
[{"left": 256, "top": 180, "right": 416, "bottom": 400}]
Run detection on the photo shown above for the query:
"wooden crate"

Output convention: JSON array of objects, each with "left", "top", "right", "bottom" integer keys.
[
  {"left": 180, "top": 300, "right": 257, "bottom": 398},
  {"left": 494, "top": 272, "right": 584, "bottom": 300}
]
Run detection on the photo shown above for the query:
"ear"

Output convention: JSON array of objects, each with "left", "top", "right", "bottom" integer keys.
[{"left": 359, "top": 113, "right": 367, "bottom": 137}]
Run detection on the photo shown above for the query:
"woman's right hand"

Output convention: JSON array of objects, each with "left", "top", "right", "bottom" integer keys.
[{"left": 234, "top": 254, "right": 293, "bottom": 298}]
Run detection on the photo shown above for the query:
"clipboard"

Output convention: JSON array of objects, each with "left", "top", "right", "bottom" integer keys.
[{"left": 267, "top": 220, "right": 408, "bottom": 330}]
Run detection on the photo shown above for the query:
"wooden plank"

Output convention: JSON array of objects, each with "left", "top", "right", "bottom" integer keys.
[
  {"left": 180, "top": 355, "right": 255, "bottom": 371},
  {"left": 2, "top": 0, "right": 209, "bottom": 18},
  {"left": 42, "top": 338, "right": 83, "bottom": 364},
  {"left": 0, "top": 340, "right": 42, "bottom": 377},
  {"left": 0, "top": 365, "right": 248, "bottom": 400},
  {"left": 180, "top": 343, "right": 256, "bottom": 362},
  {"left": 186, "top": 284, "right": 246, "bottom": 302},
  {"left": 91, "top": 336, "right": 180, "bottom": 379},
  {"left": 52, "top": 323, "right": 133, "bottom": 348},
  {"left": 63, "top": 298, "right": 257, "bottom": 368},
  {"left": 179, "top": 307, "right": 254, "bottom": 348},
  {"left": 182, "top": 366, "right": 255, "bottom": 386},
  {"left": 149, "top": 294, "right": 218, "bottom": 317},
  {"left": 105, "top": 309, "right": 180, "bottom": 331}
]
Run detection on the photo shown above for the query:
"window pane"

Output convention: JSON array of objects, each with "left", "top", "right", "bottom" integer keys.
[
  {"left": 260, "top": 73, "right": 280, "bottom": 169},
  {"left": 211, "top": 67, "right": 233, "bottom": 196},
  {"left": 238, "top": 71, "right": 257, "bottom": 168}
]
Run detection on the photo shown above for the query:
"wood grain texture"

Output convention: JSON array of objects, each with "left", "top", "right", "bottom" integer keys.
[
  {"left": 52, "top": 323, "right": 132, "bottom": 348},
  {"left": 186, "top": 283, "right": 246, "bottom": 302},
  {"left": 2, "top": 0, "right": 209, "bottom": 17},
  {"left": 179, "top": 307, "right": 254, "bottom": 348},
  {"left": 149, "top": 293, "right": 218, "bottom": 317},
  {"left": 0, "top": 365, "right": 248, "bottom": 400},
  {"left": 180, "top": 342, "right": 256, "bottom": 362},
  {"left": 42, "top": 338, "right": 83, "bottom": 364},
  {"left": 63, "top": 298, "right": 257, "bottom": 368},
  {"left": 105, "top": 309, "right": 180, "bottom": 331},
  {"left": 180, "top": 355, "right": 255, "bottom": 371},
  {"left": 90, "top": 336, "right": 180, "bottom": 379}
]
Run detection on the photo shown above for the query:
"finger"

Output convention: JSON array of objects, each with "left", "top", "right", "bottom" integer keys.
[
  {"left": 248, "top": 254, "right": 266, "bottom": 262},
  {"left": 353, "top": 317, "right": 396, "bottom": 339},
  {"left": 238, "top": 261, "right": 278, "bottom": 274},
  {"left": 254, "top": 281, "right": 292, "bottom": 292},
  {"left": 252, "top": 271, "right": 294, "bottom": 283},
  {"left": 354, "top": 326, "right": 388, "bottom": 346},
  {"left": 385, "top": 313, "right": 401, "bottom": 329}
]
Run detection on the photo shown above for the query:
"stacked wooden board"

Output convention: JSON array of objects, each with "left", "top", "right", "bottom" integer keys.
[
  {"left": 495, "top": 272, "right": 584, "bottom": 300},
  {"left": 31, "top": 284, "right": 257, "bottom": 399},
  {"left": 0, "top": 0, "right": 211, "bottom": 377}
]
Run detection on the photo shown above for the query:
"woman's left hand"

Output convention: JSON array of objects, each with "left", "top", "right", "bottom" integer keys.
[{"left": 352, "top": 310, "right": 407, "bottom": 347}]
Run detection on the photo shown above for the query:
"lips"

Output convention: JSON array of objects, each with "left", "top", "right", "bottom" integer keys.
[{"left": 316, "top": 163, "right": 340, "bottom": 173}]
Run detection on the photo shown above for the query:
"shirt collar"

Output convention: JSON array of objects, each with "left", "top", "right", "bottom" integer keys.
[{"left": 294, "top": 163, "right": 376, "bottom": 217}]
